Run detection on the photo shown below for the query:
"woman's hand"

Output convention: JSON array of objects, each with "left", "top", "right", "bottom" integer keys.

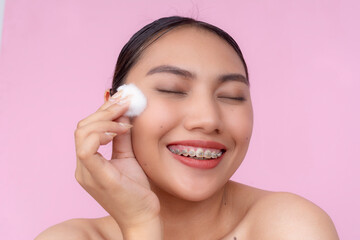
[{"left": 74, "top": 92, "right": 161, "bottom": 236}]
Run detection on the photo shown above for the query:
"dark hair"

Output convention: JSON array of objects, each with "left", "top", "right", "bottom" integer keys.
[{"left": 110, "top": 16, "right": 249, "bottom": 96}]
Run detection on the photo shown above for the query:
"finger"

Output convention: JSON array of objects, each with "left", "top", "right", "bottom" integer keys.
[
  {"left": 76, "top": 131, "right": 116, "bottom": 173},
  {"left": 75, "top": 157, "right": 94, "bottom": 188},
  {"left": 75, "top": 154, "right": 119, "bottom": 192},
  {"left": 77, "top": 99, "right": 130, "bottom": 129},
  {"left": 96, "top": 89, "right": 124, "bottom": 112},
  {"left": 97, "top": 91, "right": 134, "bottom": 113},
  {"left": 112, "top": 117, "right": 134, "bottom": 159},
  {"left": 75, "top": 120, "right": 131, "bottom": 152}
]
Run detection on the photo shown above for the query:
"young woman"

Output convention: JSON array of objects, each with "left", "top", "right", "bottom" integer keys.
[{"left": 36, "top": 16, "right": 339, "bottom": 240}]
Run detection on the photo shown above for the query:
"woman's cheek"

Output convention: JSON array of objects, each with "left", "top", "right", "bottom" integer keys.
[
  {"left": 143, "top": 98, "right": 181, "bottom": 127},
  {"left": 224, "top": 105, "right": 253, "bottom": 142},
  {"left": 131, "top": 97, "right": 182, "bottom": 147},
  {"left": 131, "top": 98, "right": 182, "bottom": 171}
]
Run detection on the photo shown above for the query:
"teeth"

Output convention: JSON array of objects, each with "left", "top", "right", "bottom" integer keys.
[
  {"left": 188, "top": 149, "right": 196, "bottom": 157},
  {"left": 196, "top": 148, "right": 204, "bottom": 158},
  {"left": 181, "top": 149, "right": 188, "bottom": 156},
  {"left": 169, "top": 146, "right": 224, "bottom": 159},
  {"left": 204, "top": 150, "right": 212, "bottom": 159}
]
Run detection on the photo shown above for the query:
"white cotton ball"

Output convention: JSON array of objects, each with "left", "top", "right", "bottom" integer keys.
[{"left": 116, "top": 83, "right": 147, "bottom": 117}]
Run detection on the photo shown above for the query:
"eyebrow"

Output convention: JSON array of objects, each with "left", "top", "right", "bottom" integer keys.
[{"left": 146, "top": 65, "right": 248, "bottom": 85}]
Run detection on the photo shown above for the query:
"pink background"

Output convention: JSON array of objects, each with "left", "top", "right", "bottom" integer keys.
[{"left": 1, "top": 0, "right": 359, "bottom": 239}]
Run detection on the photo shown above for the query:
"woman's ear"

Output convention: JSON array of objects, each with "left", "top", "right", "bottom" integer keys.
[{"left": 104, "top": 89, "right": 110, "bottom": 103}]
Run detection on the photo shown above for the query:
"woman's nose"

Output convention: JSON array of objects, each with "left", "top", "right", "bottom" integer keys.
[{"left": 183, "top": 93, "right": 222, "bottom": 134}]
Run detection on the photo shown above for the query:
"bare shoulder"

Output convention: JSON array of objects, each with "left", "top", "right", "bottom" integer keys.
[
  {"left": 35, "top": 217, "right": 121, "bottom": 240},
  {"left": 35, "top": 218, "right": 94, "bottom": 240},
  {"left": 245, "top": 192, "right": 339, "bottom": 240}
]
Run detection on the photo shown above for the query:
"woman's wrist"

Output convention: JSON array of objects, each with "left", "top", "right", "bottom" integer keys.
[{"left": 121, "top": 216, "right": 163, "bottom": 240}]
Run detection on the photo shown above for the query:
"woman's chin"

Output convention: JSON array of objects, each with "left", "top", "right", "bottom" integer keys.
[{"left": 150, "top": 176, "right": 225, "bottom": 202}]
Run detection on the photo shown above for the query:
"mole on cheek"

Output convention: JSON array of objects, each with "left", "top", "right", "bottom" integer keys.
[{"left": 160, "top": 125, "right": 163, "bottom": 129}]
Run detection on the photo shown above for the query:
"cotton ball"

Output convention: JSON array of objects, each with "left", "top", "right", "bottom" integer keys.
[{"left": 116, "top": 83, "right": 147, "bottom": 117}]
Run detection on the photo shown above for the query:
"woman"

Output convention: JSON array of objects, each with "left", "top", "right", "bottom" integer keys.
[{"left": 36, "top": 16, "right": 338, "bottom": 240}]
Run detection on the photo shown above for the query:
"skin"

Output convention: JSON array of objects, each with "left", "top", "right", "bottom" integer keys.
[{"left": 35, "top": 26, "right": 339, "bottom": 240}]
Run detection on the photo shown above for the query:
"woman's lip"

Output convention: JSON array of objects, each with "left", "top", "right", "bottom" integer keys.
[
  {"left": 167, "top": 140, "right": 227, "bottom": 150},
  {"left": 171, "top": 153, "right": 224, "bottom": 169}
]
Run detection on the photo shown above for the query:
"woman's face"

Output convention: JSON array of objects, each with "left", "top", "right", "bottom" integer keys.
[{"left": 125, "top": 26, "right": 253, "bottom": 201}]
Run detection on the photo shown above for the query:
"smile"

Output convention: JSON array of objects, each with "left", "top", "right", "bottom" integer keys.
[
  {"left": 168, "top": 145, "right": 224, "bottom": 160},
  {"left": 167, "top": 140, "right": 227, "bottom": 169}
]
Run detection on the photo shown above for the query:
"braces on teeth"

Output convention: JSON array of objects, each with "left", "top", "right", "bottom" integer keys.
[{"left": 169, "top": 147, "right": 223, "bottom": 159}]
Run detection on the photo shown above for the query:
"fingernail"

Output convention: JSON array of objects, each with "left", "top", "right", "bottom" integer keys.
[
  {"left": 109, "top": 90, "right": 124, "bottom": 102},
  {"left": 119, "top": 122, "right": 133, "bottom": 129},
  {"left": 112, "top": 90, "right": 123, "bottom": 98},
  {"left": 113, "top": 94, "right": 133, "bottom": 103},
  {"left": 105, "top": 132, "right": 117, "bottom": 137},
  {"left": 115, "top": 97, "right": 130, "bottom": 105}
]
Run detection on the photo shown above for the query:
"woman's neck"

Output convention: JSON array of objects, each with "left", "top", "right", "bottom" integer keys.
[{"left": 149, "top": 180, "right": 233, "bottom": 239}]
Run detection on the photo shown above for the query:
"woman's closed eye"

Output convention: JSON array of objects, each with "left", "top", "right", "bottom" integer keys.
[
  {"left": 156, "top": 88, "right": 246, "bottom": 101},
  {"left": 218, "top": 96, "right": 246, "bottom": 101},
  {"left": 156, "top": 88, "right": 187, "bottom": 95}
]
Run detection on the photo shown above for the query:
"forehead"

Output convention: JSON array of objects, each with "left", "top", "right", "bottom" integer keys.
[{"left": 132, "top": 26, "right": 246, "bottom": 76}]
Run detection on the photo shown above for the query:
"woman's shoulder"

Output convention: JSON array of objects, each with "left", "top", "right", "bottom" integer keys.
[
  {"left": 229, "top": 182, "right": 339, "bottom": 239},
  {"left": 35, "top": 216, "right": 122, "bottom": 240}
]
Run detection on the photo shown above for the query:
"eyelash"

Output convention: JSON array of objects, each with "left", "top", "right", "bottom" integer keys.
[
  {"left": 157, "top": 89, "right": 246, "bottom": 101},
  {"left": 157, "top": 89, "right": 186, "bottom": 95},
  {"left": 219, "top": 96, "right": 246, "bottom": 101}
]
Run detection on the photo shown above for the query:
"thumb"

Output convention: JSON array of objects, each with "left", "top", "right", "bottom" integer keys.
[{"left": 111, "top": 116, "right": 134, "bottom": 159}]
